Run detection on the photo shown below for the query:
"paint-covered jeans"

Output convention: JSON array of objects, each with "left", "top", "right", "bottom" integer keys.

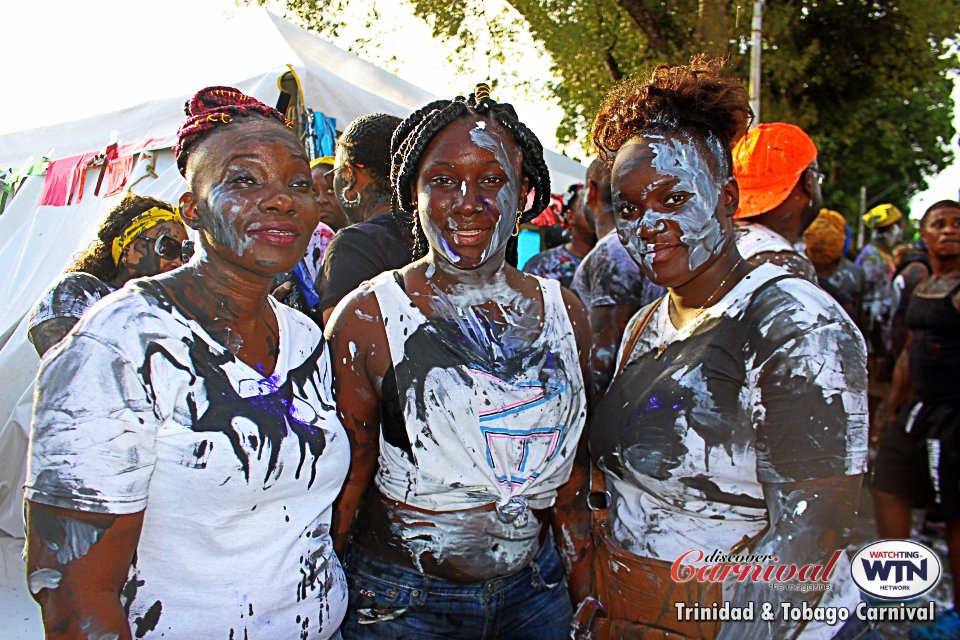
[{"left": 340, "top": 536, "right": 572, "bottom": 639}]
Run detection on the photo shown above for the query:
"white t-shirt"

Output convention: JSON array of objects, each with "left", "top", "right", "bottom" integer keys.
[{"left": 27, "top": 280, "right": 349, "bottom": 639}]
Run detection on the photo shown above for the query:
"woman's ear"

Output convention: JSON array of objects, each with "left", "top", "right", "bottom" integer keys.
[
  {"left": 179, "top": 193, "right": 203, "bottom": 231},
  {"left": 721, "top": 178, "right": 740, "bottom": 221},
  {"left": 517, "top": 176, "right": 531, "bottom": 211}
]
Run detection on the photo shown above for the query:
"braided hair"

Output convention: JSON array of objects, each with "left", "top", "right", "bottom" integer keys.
[
  {"left": 338, "top": 113, "right": 402, "bottom": 200},
  {"left": 390, "top": 83, "right": 551, "bottom": 264},
  {"left": 174, "top": 86, "right": 292, "bottom": 176}
]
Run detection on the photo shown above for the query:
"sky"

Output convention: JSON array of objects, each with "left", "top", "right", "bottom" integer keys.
[{"left": 1, "top": 0, "right": 956, "bottom": 213}]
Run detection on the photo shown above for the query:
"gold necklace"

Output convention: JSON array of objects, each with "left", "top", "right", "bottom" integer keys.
[{"left": 654, "top": 257, "right": 744, "bottom": 360}]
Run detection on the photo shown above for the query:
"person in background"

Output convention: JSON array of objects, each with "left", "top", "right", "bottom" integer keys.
[
  {"left": 804, "top": 208, "right": 867, "bottom": 330},
  {"left": 27, "top": 194, "right": 187, "bottom": 357},
  {"left": 25, "top": 86, "right": 348, "bottom": 640},
  {"left": 870, "top": 200, "right": 960, "bottom": 640},
  {"left": 731, "top": 122, "right": 821, "bottom": 282},
  {"left": 327, "top": 84, "right": 591, "bottom": 639},
  {"left": 316, "top": 113, "right": 411, "bottom": 323},
  {"left": 890, "top": 238, "right": 932, "bottom": 361},
  {"left": 571, "top": 158, "right": 663, "bottom": 406},
  {"left": 585, "top": 57, "right": 870, "bottom": 640},
  {"left": 310, "top": 156, "right": 349, "bottom": 232},
  {"left": 857, "top": 202, "right": 904, "bottom": 350},
  {"left": 522, "top": 183, "right": 597, "bottom": 288},
  {"left": 857, "top": 202, "right": 905, "bottom": 417}
]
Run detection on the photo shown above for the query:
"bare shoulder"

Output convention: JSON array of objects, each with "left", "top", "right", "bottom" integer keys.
[{"left": 324, "top": 280, "right": 385, "bottom": 342}]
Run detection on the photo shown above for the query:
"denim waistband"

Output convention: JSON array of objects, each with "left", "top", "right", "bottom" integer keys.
[{"left": 345, "top": 531, "right": 562, "bottom": 599}]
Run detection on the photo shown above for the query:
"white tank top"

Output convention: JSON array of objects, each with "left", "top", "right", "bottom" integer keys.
[{"left": 369, "top": 271, "right": 587, "bottom": 520}]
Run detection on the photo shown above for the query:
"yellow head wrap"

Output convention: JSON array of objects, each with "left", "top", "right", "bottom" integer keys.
[
  {"left": 111, "top": 206, "right": 183, "bottom": 265},
  {"left": 862, "top": 203, "right": 903, "bottom": 229},
  {"left": 804, "top": 208, "right": 847, "bottom": 264},
  {"left": 310, "top": 156, "right": 336, "bottom": 169}
]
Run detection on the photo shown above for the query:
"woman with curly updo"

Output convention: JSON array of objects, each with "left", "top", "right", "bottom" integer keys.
[
  {"left": 327, "top": 84, "right": 591, "bottom": 639},
  {"left": 26, "top": 86, "right": 348, "bottom": 639},
  {"left": 27, "top": 193, "right": 187, "bottom": 356},
  {"left": 581, "top": 59, "right": 873, "bottom": 639}
]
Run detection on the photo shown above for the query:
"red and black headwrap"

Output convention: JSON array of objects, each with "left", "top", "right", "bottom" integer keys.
[{"left": 173, "top": 86, "right": 292, "bottom": 176}]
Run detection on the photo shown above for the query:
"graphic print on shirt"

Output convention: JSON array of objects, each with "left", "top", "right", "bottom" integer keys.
[
  {"left": 372, "top": 273, "right": 586, "bottom": 514},
  {"left": 472, "top": 369, "right": 567, "bottom": 489},
  {"left": 137, "top": 327, "right": 331, "bottom": 488}
]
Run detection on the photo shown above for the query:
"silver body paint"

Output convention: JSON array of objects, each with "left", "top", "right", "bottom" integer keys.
[
  {"left": 205, "top": 200, "right": 255, "bottom": 258},
  {"left": 28, "top": 568, "right": 62, "bottom": 594},
  {"left": 387, "top": 501, "right": 541, "bottom": 576},
  {"left": 43, "top": 516, "right": 109, "bottom": 565},
  {"left": 616, "top": 133, "right": 726, "bottom": 273},
  {"left": 470, "top": 124, "right": 520, "bottom": 265}
]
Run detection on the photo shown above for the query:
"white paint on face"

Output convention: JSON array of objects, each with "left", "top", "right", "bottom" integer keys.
[
  {"left": 420, "top": 185, "right": 463, "bottom": 264},
  {"left": 461, "top": 181, "right": 467, "bottom": 198},
  {"left": 615, "top": 133, "right": 726, "bottom": 273},
  {"left": 469, "top": 126, "right": 521, "bottom": 265},
  {"left": 348, "top": 341, "right": 358, "bottom": 360},
  {"left": 794, "top": 500, "right": 808, "bottom": 516}
]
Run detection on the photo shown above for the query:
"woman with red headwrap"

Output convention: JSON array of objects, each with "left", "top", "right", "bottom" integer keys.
[{"left": 25, "top": 87, "right": 348, "bottom": 639}]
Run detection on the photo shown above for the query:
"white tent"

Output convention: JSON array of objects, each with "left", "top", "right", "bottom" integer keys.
[{"left": 0, "top": 8, "right": 588, "bottom": 539}]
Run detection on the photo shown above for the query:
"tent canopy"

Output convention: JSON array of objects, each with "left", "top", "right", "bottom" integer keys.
[{"left": 0, "top": 10, "right": 586, "bottom": 187}]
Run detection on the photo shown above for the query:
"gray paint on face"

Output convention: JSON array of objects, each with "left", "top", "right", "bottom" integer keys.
[
  {"left": 469, "top": 124, "right": 521, "bottom": 265},
  {"left": 615, "top": 133, "right": 727, "bottom": 273}
]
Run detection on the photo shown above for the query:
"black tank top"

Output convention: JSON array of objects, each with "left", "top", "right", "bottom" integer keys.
[{"left": 906, "top": 278, "right": 960, "bottom": 401}]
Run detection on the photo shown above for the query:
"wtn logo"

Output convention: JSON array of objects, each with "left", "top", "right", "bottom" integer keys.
[
  {"left": 851, "top": 541, "right": 941, "bottom": 601},
  {"left": 860, "top": 559, "right": 927, "bottom": 583}
]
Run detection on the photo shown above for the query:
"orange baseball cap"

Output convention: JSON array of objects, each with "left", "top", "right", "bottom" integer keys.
[{"left": 733, "top": 123, "right": 817, "bottom": 219}]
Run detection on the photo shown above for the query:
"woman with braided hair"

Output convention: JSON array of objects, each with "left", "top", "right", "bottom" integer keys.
[
  {"left": 326, "top": 84, "right": 591, "bottom": 639},
  {"left": 26, "top": 86, "right": 348, "bottom": 639},
  {"left": 581, "top": 58, "right": 872, "bottom": 639}
]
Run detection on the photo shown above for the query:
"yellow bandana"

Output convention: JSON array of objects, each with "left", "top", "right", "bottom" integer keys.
[
  {"left": 310, "top": 156, "right": 335, "bottom": 169},
  {"left": 111, "top": 206, "right": 182, "bottom": 265}
]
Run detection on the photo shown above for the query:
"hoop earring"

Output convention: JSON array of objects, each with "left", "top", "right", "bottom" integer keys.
[
  {"left": 512, "top": 211, "right": 522, "bottom": 237},
  {"left": 341, "top": 188, "right": 361, "bottom": 208}
]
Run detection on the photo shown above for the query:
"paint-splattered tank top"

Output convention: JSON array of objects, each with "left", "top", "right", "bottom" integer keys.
[{"left": 370, "top": 271, "right": 586, "bottom": 518}]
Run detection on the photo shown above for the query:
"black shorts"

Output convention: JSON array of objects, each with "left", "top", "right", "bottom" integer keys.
[{"left": 870, "top": 400, "right": 960, "bottom": 518}]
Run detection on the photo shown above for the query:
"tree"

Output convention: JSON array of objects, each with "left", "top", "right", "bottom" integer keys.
[{"left": 270, "top": 0, "right": 959, "bottom": 217}]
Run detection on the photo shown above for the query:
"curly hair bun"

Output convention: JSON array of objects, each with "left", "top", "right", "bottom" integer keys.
[
  {"left": 592, "top": 56, "right": 752, "bottom": 164},
  {"left": 174, "top": 86, "right": 290, "bottom": 176}
]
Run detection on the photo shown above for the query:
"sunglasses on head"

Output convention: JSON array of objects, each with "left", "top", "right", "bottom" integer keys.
[{"left": 138, "top": 233, "right": 194, "bottom": 262}]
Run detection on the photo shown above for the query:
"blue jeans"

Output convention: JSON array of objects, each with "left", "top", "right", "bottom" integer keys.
[{"left": 340, "top": 536, "right": 572, "bottom": 639}]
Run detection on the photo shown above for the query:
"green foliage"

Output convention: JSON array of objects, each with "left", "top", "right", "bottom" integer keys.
[{"left": 270, "top": 0, "right": 959, "bottom": 218}]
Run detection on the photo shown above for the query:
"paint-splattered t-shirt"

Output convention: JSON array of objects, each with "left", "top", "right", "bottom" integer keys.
[
  {"left": 571, "top": 231, "right": 663, "bottom": 309},
  {"left": 855, "top": 243, "right": 896, "bottom": 351},
  {"left": 735, "top": 221, "right": 817, "bottom": 282},
  {"left": 817, "top": 258, "right": 866, "bottom": 327},
  {"left": 27, "top": 280, "right": 349, "bottom": 639},
  {"left": 590, "top": 263, "right": 868, "bottom": 638},
  {"left": 368, "top": 272, "right": 586, "bottom": 515},
  {"left": 521, "top": 245, "right": 582, "bottom": 288},
  {"left": 27, "top": 272, "right": 115, "bottom": 340}
]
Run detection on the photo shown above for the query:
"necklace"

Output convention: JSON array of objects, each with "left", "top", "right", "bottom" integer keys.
[{"left": 654, "top": 257, "right": 744, "bottom": 360}]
